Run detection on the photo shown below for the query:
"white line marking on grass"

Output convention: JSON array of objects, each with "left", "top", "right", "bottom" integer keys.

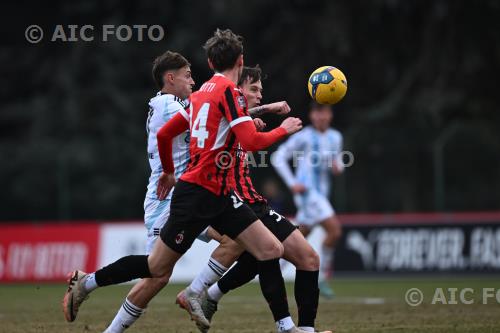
[{"left": 333, "top": 297, "right": 386, "bottom": 305}]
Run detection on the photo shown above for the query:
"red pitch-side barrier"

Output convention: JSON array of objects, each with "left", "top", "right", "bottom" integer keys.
[{"left": 0, "top": 223, "right": 100, "bottom": 282}]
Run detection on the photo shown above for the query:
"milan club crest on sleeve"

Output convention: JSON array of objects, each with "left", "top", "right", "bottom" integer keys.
[{"left": 237, "top": 96, "right": 246, "bottom": 108}]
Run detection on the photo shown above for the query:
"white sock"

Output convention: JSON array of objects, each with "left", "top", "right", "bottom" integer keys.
[
  {"left": 105, "top": 298, "right": 144, "bottom": 333},
  {"left": 279, "top": 258, "right": 289, "bottom": 271},
  {"left": 83, "top": 273, "right": 99, "bottom": 292},
  {"left": 276, "top": 316, "right": 294, "bottom": 332},
  {"left": 298, "top": 327, "right": 315, "bottom": 332},
  {"left": 207, "top": 283, "right": 224, "bottom": 302},
  {"left": 320, "top": 246, "right": 334, "bottom": 281},
  {"left": 189, "top": 258, "right": 228, "bottom": 294}
]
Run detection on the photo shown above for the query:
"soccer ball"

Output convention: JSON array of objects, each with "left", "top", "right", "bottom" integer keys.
[{"left": 307, "top": 66, "right": 348, "bottom": 105}]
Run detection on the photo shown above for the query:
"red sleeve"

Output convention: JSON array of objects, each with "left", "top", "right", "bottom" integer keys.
[
  {"left": 232, "top": 120, "right": 288, "bottom": 152},
  {"left": 157, "top": 112, "right": 190, "bottom": 173}
]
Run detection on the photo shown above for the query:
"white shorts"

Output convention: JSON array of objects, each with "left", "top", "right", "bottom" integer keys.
[
  {"left": 294, "top": 190, "right": 335, "bottom": 226},
  {"left": 144, "top": 191, "right": 173, "bottom": 255},
  {"left": 144, "top": 190, "right": 212, "bottom": 255}
]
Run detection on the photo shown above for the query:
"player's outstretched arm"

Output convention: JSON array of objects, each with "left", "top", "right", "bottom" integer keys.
[
  {"left": 271, "top": 131, "right": 306, "bottom": 193},
  {"left": 231, "top": 116, "right": 302, "bottom": 152},
  {"left": 156, "top": 112, "right": 189, "bottom": 199},
  {"left": 248, "top": 101, "right": 291, "bottom": 117}
]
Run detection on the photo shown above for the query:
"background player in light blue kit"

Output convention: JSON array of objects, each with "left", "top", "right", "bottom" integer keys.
[{"left": 272, "top": 102, "right": 344, "bottom": 298}]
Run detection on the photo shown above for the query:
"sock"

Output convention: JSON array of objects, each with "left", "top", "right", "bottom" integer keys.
[
  {"left": 189, "top": 258, "right": 228, "bottom": 294},
  {"left": 298, "top": 327, "right": 315, "bottom": 332},
  {"left": 95, "top": 255, "right": 152, "bottom": 287},
  {"left": 295, "top": 270, "right": 319, "bottom": 328},
  {"left": 105, "top": 298, "right": 144, "bottom": 333},
  {"left": 276, "top": 316, "right": 294, "bottom": 332},
  {"left": 279, "top": 258, "right": 289, "bottom": 271},
  {"left": 207, "top": 283, "right": 225, "bottom": 302},
  {"left": 320, "top": 246, "right": 334, "bottom": 281},
  {"left": 218, "top": 252, "right": 258, "bottom": 294},
  {"left": 83, "top": 273, "right": 99, "bottom": 292},
  {"left": 258, "top": 258, "right": 290, "bottom": 322}
]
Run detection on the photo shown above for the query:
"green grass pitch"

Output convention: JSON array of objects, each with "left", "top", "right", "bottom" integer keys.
[{"left": 0, "top": 276, "right": 499, "bottom": 332}]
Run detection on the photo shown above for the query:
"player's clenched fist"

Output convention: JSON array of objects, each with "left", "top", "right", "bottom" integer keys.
[
  {"left": 266, "top": 101, "right": 291, "bottom": 115},
  {"left": 157, "top": 172, "right": 176, "bottom": 200},
  {"left": 253, "top": 118, "right": 266, "bottom": 131},
  {"left": 279, "top": 117, "right": 303, "bottom": 134}
]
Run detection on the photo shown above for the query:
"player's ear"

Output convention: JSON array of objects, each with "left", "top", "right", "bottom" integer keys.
[
  {"left": 238, "top": 54, "right": 244, "bottom": 67},
  {"left": 207, "top": 59, "right": 215, "bottom": 71},
  {"left": 162, "top": 72, "right": 169, "bottom": 85},
  {"left": 164, "top": 72, "right": 175, "bottom": 85}
]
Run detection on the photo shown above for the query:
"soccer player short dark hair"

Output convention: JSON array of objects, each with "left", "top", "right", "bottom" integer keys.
[
  {"left": 309, "top": 101, "right": 333, "bottom": 112},
  {"left": 152, "top": 51, "right": 190, "bottom": 89},
  {"left": 238, "top": 65, "right": 265, "bottom": 86},
  {"left": 203, "top": 28, "right": 244, "bottom": 72}
]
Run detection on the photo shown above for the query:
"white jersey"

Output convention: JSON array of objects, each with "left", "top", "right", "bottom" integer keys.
[
  {"left": 145, "top": 92, "right": 190, "bottom": 199},
  {"left": 272, "top": 126, "right": 343, "bottom": 197}
]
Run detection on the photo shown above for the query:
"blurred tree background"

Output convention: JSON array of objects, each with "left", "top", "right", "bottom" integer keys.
[{"left": 1, "top": 0, "right": 499, "bottom": 221}]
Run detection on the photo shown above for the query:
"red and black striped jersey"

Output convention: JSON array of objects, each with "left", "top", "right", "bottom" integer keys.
[
  {"left": 233, "top": 144, "right": 266, "bottom": 204},
  {"left": 180, "top": 74, "right": 253, "bottom": 195}
]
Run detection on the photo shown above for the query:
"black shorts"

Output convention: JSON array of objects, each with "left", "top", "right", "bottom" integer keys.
[
  {"left": 248, "top": 201, "right": 297, "bottom": 242},
  {"left": 160, "top": 180, "right": 258, "bottom": 254}
]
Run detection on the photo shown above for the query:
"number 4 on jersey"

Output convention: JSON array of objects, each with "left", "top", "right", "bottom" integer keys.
[{"left": 191, "top": 103, "right": 210, "bottom": 148}]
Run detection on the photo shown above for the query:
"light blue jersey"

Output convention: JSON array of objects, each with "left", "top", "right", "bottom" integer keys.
[
  {"left": 273, "top": 126, "right": 343, "bottom": 198},
  {"left": 145, "top": 92, "right": 190, "bottom": 200}
]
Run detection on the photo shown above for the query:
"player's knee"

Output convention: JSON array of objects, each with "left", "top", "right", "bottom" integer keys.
[
  {"left": 254, "top": 239, "right": 283, "bottom": 260},
  {"left": 227, "top": 239, "right": 244, "bottom": 256},
  {"left": 221, "top": 235, "right": 241, "bottom": 251},
  {"left": 294, "top": 248, "right": 320, "bottom": 271},
  {"left": 149, "top": 263, "right": 173, "bottom": 279},
  {"left": 227, "top": 246, "right": 244, "bottom": 263},
  {"left": 324, "top": 218, "right": 342, "bottom": 245},
  {"left": 334, "top": 225, "right": 343, "bottom": 240},
  {"left": 140, "top": 275, "right": 170, "bottom": 292},
  {"left": 154, "top": 273, "right": 170, "bottom": 287},
  {"left": 307, "top": 250, "right": 320, "bottom": 270},
  {"left": 324, "top": 235, "right": 336, "bottom": 248},
  {"left": 268, "top": 241, "right": 284, "bottom": 259},
  {"left": 216, "top": 236, "right": 244, "bottom": 264},
  {"left": 329, "top": 224, "right": 342, "bottom": 243}
]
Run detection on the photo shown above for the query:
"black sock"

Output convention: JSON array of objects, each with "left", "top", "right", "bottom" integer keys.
[
  {"left": 218, "top": 251, "right": 258, "bottom": 294},
  {"left": 95, "top": 255, "right": 152, "bottom": 286},
  {"left": 295, "top": 270, "right": 319, "bottom": 328},
  {"left": 258, "top": 258, "right": 290, "bottom": 322}
]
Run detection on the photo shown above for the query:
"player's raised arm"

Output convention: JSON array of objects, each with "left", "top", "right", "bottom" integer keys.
[
  {"left": 156, "top": 111, "right": 189, "bottom": 199},
  {"left": 248, "top": 101, "right": 291, "bottom": 117},
  {"left": 271, "top": 132, "right": 305, "bottom": 192},
  {"left": 231, "top": 116, "right": 302, "bottom": 151},
  {"left": 223, "top": 85, "right": 301, "bottom": 151}
]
